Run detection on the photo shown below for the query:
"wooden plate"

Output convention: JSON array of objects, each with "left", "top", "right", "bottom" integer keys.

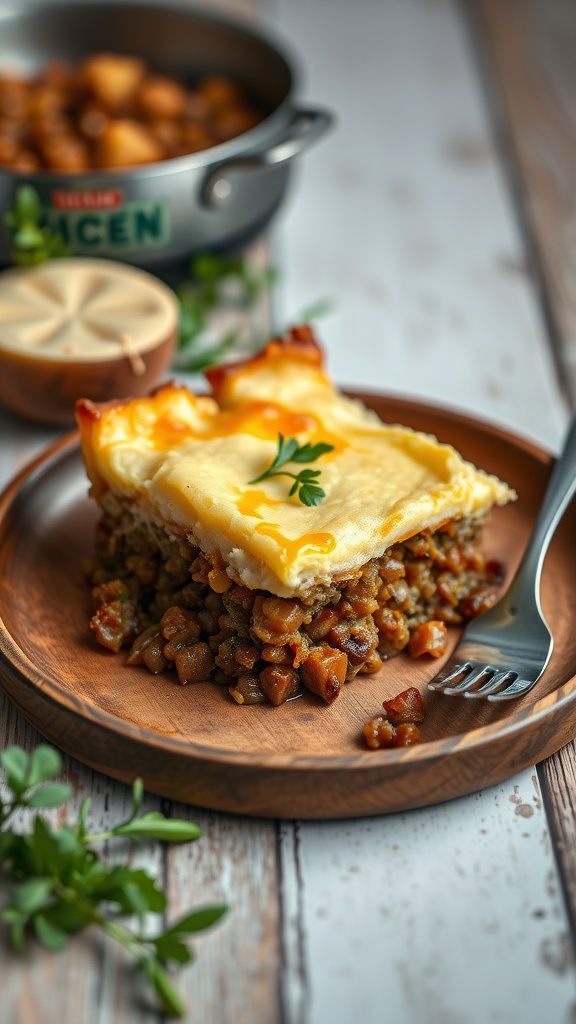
[{"left": 0, "top": 395, "right": 574, "bottom": 819}]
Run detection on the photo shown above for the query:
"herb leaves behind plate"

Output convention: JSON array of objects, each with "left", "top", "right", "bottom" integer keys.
[
  {"left": 0, "top": 744, "right": 227, "bottom": 1017},
  {"left": 175, "top": 252, "right": 277, "bottom": 372}
]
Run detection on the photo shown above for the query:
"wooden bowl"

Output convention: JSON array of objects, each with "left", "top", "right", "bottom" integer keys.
[{"left": 0, "top": 258, "right": 179, "bottom": 425}]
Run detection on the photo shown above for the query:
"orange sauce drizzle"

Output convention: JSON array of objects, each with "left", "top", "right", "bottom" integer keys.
[
  {"left": 379, "top": 510, "right": 406, "bottom": 537},
  {"left": 254, "top": 522, "right": 336, "bottom": 565},
  {"left": 235, "top": 489, "right": 270, "bottom": 519}
]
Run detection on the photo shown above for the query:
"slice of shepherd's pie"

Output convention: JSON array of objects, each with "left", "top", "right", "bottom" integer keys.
[{"left": 77, "top": 326, "right": 515, "bottom": 709}]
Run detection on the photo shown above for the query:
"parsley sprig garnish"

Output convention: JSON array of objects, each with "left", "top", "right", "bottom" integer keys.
[
  {"left": 248, "top": 433, "right": 334, "bottom": 506},
  {"left": 0, "top": 744, "right": 227, "bottom": 1017}
]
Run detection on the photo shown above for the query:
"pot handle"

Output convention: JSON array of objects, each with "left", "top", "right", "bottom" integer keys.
[{"left": 201, "top": 106, "right": 334, "bottom": 208}]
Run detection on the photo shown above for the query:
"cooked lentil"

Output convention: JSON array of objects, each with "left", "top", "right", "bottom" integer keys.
[{"left": 86, "top": 511, "right": 503, "bottom": 707}]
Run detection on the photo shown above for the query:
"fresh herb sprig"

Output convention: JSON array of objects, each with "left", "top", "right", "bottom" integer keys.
[
  {"left": 248, "top": 433, "right": 334, "bottom": 506},
  {"left": 176, "top": 252, "right": 277, "bottom": 372},
  {"left": 0, "top": 744, "right": 227, "bottom": 1017},
  {"left": 5, "top": 184, "right": 70, "bottom": 266}
]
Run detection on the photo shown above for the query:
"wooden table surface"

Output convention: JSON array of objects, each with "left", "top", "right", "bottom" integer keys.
[{"left": 2, "top": 0, "right": 576, "bottom": 1021}]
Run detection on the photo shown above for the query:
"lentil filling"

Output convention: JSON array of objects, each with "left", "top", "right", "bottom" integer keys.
[{"left": 85, "top": 509, "right": 503, "bottom": 707}]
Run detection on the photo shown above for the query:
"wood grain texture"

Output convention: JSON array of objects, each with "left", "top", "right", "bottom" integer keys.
[
  {"left": 472, "top": 0, "right": 576, "bottom": 404},
  {"left": 1, "top": 646, "right": 281, "bottom": 1024},
  {"left": 1, "top": 700, "right": 164, "bottom": 1024},
  {"left": 2, "top": 0, "right": 576, "bottom": 1020},
  {"left": 539, "top": 743, "right": 576, "bottom": 936},
  {"left": 280, "top": 779, "right": 576, "bottom": 1024},
  {"left": 469, "top": 0, "right": 576, "bottom": 958},
  {"left": 166, "top": 806, "right": 281, "bottom": 1024}
]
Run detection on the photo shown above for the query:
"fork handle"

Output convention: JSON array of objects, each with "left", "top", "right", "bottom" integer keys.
[{"left": 504, "top": 414, "right": 576, "bottom": 611}]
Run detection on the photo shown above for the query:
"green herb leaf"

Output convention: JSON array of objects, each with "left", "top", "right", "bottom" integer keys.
[
  {"left": 25, "top": 783, "right": 72, "bottom": 809},
  {"left": 11, "top": 183, "right": 39, "bottom": 221},
  {"left": 290, "top": 442, "right": 334, "bottom": 464},
  {"left": 152, "top": 935, "right": 193, "bottom": 966},
  {"left": 0, "top": 907, "right": 24, "bottom": 924},
  {"left": 0, "top": 830, "right": 15, "bottom": 859},
  {"left": 174, "top": 253, "right": 276, "bottom": 372},
  {"left": 272, "top": 435, "right": 300, "bottom": 471},
  {"left": 298, "top": 483, "right": 327, "bottom": 507},
  {"left": 1, "top": 746, "right": 30, "bottom": 795},
  {"left": 293, "top": 469, "right": 322, "bottom": 482},
  {"left": 77, "top": 796, "right": 91, "bottom": 841},
  {"left": 33, "top": 912, "right": 69, "bottom": 952},
  {"left": 43, "top": 902, "right": 92, "bottom": 936},
  {"left": 0, "top": 742, "right": 225, "bottom": 1019},
  {"left": 112, "top": 813, "right": 203, "bottom": 842},
  {"left": 11, "top": 877, "right": 54, "bottom": 915},
  {"left": 130, "top": 778, "right": 144, "bottom": 820},
  {"left": 192, "top": 252, "right": 234, "bottom": 283},
  {"left": 164, "top": 905, "right": 229, "bottom": 936},
  {"left": 5, "top": 185, "right": 70, "bottom": 266},
  {"left": 122, "top": 881, "right": 155, "bottom": 916},
  {"left": 13, "top": 225, "right": 44, "bottom": 249},
  {"left": 247, "top": 432, "right": 334, "bottom": 505},
  {"left": 31, "top": 815, "right": 63, "bottom": 875},
  {"left": 295, "top": 297, "right": 336, "bottom": 323},
  {"left": 175, "top": 327, "right": 239, "bottom": 373},
  {"left": 27, "top": 746, "right": 62, "bottom": 788},
  {"left": 8, "top": 917, "right": 26, "bottom": 953},
  {"left": 143, "top": 958, "right": 186, "bottom": 1018}
]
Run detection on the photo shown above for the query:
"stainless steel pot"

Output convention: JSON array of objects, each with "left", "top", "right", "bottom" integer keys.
[{"left": 0, "top": 0, "right": 333, "bottom": 269}]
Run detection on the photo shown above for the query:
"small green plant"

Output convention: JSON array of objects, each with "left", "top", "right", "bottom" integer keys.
[
  {"left": 175, "top": 252, "right": 277, "bottom": 372},
  {"left": 0, "top": 744, "right": 226, "bottom": 1017},
  {"left": 5, "top": 185, "right": 70, "bottom": 265}
]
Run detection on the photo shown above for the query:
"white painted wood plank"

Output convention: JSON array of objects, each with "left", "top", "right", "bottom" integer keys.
[
  {"left": 270, "top": 0, "right": 567, "bottom": 451},
  {"left": 280, "top": 771, "right": 576, "bottom": 1024},
  {"left": 265, "top": 1, "right": 576, "bottom": 1022},
  {"left": 0, "top": 701, "right": 164, "bottom": 1024},
  {"left": 165, "top": 805, "right": 282, "bottom": 1024}
]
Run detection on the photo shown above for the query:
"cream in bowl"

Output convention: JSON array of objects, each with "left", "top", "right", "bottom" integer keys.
[{"left": 0, "top": 256, "right": 178, "bottom": 425}]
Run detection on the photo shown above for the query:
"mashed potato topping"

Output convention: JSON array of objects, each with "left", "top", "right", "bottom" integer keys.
[{"left": 77, "top": 329, "right": 514, "bottom": 598}]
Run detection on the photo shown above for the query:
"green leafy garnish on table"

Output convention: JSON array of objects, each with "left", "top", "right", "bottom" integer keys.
[
  {"left": 5, "top": 184, "right": 70, "bottom": 266},
  {"left": 176, "top": 252, "right": 277, "bottom": 372},
  {"left": 248, "top": 433, "right": 335, "bottom": 506},
  {"left": 0, "top": 744, "right": 227, "bottom": 1018}
]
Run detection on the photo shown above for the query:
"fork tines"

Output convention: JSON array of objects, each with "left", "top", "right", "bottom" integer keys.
[{"left": 428, "top": 662, "right": 531, "bottom": 701}]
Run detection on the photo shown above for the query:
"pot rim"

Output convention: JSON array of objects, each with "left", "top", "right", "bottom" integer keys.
[{"left": 0, "top": 0, "right": 302, "bottom": 182}]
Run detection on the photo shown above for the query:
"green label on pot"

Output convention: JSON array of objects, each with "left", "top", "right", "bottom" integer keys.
[{"left": 44, "top": 199, "right": 171, "bottom": 254}]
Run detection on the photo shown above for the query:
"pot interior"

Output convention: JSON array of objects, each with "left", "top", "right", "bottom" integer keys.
[{"left": 0, "top": 1, "right": 293, "bottom": 113}]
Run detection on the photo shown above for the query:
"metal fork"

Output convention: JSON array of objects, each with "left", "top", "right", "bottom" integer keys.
[{"left": 428, "top": 415, "right": 576, "bottom": 701}]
